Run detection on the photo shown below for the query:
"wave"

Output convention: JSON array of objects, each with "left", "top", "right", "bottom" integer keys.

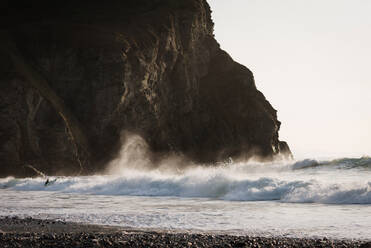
[
  {"left": 1, "top": 159, "right": 371, "bottom": 204},
  {"left": 292, "top": 156, "right": 371, "bottom": 170}
]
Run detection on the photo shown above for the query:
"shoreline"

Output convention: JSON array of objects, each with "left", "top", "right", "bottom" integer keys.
[{"left": 1, "top": 217, "right": 370, "bottom": 247}]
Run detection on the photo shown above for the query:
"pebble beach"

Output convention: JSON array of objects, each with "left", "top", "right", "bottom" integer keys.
[{"left": 1, "top": 217, "right": 370, "bottom": 248}]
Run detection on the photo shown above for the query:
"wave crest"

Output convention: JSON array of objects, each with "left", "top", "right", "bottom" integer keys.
[{"left": 1, "top": 166, "right": 371, "bottom": 204}]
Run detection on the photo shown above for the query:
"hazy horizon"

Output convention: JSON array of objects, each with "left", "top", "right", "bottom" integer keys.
[{"left": 210, "top": 0, "right": 371, "bottom": 159}]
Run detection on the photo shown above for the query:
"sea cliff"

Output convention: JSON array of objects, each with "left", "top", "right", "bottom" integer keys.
[{"left": 0, "top": 0, "right": 291, "bottom": 176}]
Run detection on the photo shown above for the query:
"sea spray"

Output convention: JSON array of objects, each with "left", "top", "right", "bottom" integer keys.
[
  {"left": 106, "top": 131, "right": 196, "bottom": 174},
  {"left": 2, "top": 157, "right": 371, "bottom": 204}
]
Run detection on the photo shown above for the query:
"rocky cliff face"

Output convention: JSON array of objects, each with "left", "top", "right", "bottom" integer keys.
[{"left": 0, "top": 0, "right": 291, "bottom": 177}]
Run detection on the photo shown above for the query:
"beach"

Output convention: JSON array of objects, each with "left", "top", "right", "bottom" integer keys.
[
  {"left": 1, "top": 159, "right": 371, "bottom": 245},
  {"left": 0, "top": 217, "right": 369, "bottom": 248}
]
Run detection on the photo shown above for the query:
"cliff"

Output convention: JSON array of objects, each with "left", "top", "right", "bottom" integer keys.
[{"left": 0, "top": 0, "right": 291, "bottom": 177}]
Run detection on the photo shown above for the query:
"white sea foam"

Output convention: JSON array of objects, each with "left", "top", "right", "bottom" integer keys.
[
  {"left": 2, "top": 158, "right": 371, "bottom": 204},
  {"left": 1, "top": 157, "right": 371, "bottom": 240}
]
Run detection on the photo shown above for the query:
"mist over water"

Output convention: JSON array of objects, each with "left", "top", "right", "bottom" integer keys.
[
  {"left": 1, "top": 134, "right": 371, "bottom": 239},
  {"left": 101, "top": 135, "right": 371, "bottom": 204},
  {"left": 106, "top": 132, "right": 195, "bottom": 174},
  {"left": 1, "top": 156, "right": 371, "bottom": 204},
  {"left": 1, "top": 156, "right": 371, "bottom": 239}
]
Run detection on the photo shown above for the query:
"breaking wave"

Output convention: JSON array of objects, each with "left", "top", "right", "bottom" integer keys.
[
  {"left": 292, "top": 156, "right": 371, "bottom": 170},
  {"left": 1, "top": 157, "right": 371, "bottom": 204}
]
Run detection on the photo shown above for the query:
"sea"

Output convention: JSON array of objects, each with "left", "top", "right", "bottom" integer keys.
[{"left": 1, "top": 157, "right": 371, "bottom": 240}]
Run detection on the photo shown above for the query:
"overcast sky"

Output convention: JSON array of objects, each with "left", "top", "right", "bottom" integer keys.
[{"left": 209, "top": 0, "right": 371, "bottom": 159}]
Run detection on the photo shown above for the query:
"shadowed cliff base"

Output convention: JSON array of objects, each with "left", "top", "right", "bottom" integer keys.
[{"left": 0, "top": 0, "right": 291, "bottom": 177}]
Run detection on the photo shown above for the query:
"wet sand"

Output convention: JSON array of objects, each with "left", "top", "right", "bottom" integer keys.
[{"left": 0, "top": 217, "right": 370, "bottom": 247}]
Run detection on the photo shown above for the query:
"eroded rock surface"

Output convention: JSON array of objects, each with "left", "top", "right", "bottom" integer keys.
[{"left": 0, "top": 0, "right": 291, "bottom": 176}]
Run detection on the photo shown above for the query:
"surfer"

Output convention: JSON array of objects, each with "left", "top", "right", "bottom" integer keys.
[
  {"left": 24, "top": 164, "right": 57, "bottom": 186},
  {"left": 44, "top": 178, "right": 57, "bottom": 186}
]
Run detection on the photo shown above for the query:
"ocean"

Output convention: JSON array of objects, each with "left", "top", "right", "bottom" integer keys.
[{"left": 1, "top": 157, "right": 371, "bottom": 240}]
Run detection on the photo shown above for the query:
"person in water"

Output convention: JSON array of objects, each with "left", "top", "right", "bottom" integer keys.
[{"left": 44, "top": 178, "right": 57, "bottom": 186}]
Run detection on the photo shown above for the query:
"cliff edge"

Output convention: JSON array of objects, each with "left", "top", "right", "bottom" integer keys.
[{"left": 0, "top": 0, "right": 291, "bottom": 176}]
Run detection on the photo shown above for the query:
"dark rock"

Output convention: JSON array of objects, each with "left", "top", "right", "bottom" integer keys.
[
  {"left": 0, "top": 0, "right": 291, "bottom": 177},
  {"left": 360, "top": 242, "right": 371, "bottom": 248}
]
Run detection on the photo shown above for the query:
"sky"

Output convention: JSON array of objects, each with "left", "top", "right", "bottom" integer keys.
[{"left": 209, "top": 0, "right": 371, "bottom": 159}]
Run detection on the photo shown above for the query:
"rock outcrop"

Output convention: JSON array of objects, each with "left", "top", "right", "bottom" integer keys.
[{"left": 0, "top": 0, "right": 291, "bottom": 177}]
